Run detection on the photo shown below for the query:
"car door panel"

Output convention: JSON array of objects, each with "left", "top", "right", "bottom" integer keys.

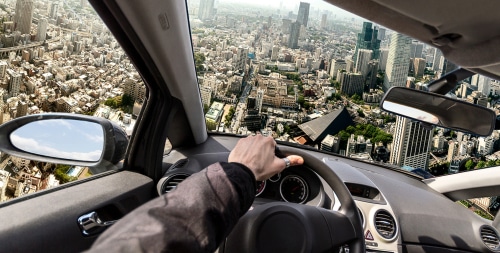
[{"left": 0, "top": 171, "right": 154, "bottom": 252}]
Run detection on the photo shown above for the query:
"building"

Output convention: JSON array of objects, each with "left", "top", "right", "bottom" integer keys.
[
  {"left": 48, "top": 2, "right": 58, "bottom": 19},
  {"left": 320, "top": 14, "right": 327, "bottom": 29},
  {"left": 288, "top": 21, "right": 301, "bottom": 49},
  {"left": 199, "top": 86, "right": 212, "bottom": 108},
  {"left": 7, "top": 69, "right": 22, "bottom": 97},
  {"left": 414, "top": 58, "right": 426, "bottom": 78},
  {"left": 233, "top": 47, "right": 248, "bottom": 73},
  {"left": 390, "top": 115, "right": 433, "bottom": 170},
  {"left": 198, "top": 0, "right": 215, "bottom": 21},
  {"left": 433, "top": 49, "right": 443, "bottom": 71},
  {"left": 339, "top": 72, "right": 364, "bottom": 96},
  {"left": 383, "top": 32, "right": 411, "bottom": 91},
  {"left": 296, "top": 2, "right": 310, "bottom": 27},
  {"left": 355, "top": 49, "right": 372, "bottom": 77},
  {"left": 329, "top": 59, "right": 346, "bottom": 78},
  {"left": 14, "top": 0, "right": 34, "bottom": 35},
  {"left": 123, "top": 78, "right": 146, "bottom": 103},
  {"left": 321, "top": 134, "right": 340, "bottom": 153},
  {"left": 478, "top": 136, "right": 496, "bottom": 156},
  {"left": 37, "top": 18, "right": 48, "bottom": 41},
  {"left": 205, "top": 101, "right": 224, "bottom": 131},
  {"left": 365, "top": 60, "right": 379, "bottom": 90},
  {"left": 353, "top": 22, "right": 381, "bottom": 65},
  {"left": 298, "top": 107, "right": 353, "bottom": 144},
  {"left": 346, "top": 134, "right": 373, "bottom": 157},
  {"left": 410, "top": 41, "right": 424, "bottom": 59},
  {"left": 379, "top": 48, "right": 389, "bottom": 72}
]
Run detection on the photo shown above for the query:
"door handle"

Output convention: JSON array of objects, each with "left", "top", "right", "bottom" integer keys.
[{"left": 78, "top": 211, "right": 118, "bottom": 236}]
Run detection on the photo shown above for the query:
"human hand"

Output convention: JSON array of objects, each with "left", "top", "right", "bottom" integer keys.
[{"left": 228, "top": 134, "right": 304, "bottom": 181}]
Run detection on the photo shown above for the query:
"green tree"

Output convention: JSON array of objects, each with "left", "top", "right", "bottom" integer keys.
[
  {"left": 194, "top": 52, "right": 206, "bottom": 74},
  {"left": 465, "top": 160, "right": 476, "bottom": 171}
]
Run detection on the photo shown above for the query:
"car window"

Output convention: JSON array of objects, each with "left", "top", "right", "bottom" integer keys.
[
  {"left": 188, "top": 0, "right": 500, "bottom": 219},
  {"left": 0, "top": 0, "right": 144, "bottom": 203}
]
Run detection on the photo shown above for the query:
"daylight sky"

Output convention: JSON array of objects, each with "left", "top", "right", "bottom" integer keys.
[{"left": 10, "top": 119, "right": 104, "bottom": 162}]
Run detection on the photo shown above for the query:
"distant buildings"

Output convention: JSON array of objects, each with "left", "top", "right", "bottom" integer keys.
[
  {"left": 390, "top": 116, "right": 433, "bottom": 170},
  {"left": 353, "top": 22, "right": 381, "bottom": 65},
  {"left": 383, "top": 32, "right": 411, "bottom": 91},
  {"left": 296, "top": 2, "right": 310, "bottom": 27},
  {"left": 198, "top": 0, "right": 215, "bottom": 21},
  {"left": 14, "top": 0, "right": 33, "bottom": 35}
]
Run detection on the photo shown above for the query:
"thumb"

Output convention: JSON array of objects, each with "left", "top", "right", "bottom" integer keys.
[{"left": 287, "top": 155, "right": 304, "bottom": 167}]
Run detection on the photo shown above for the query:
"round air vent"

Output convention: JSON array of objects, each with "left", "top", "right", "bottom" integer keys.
[
  {"left": 374, "top": 209, "right": 397, "bottom": 240},
  {"left": 160, "top": 174, "right": 190, "bottom": 194},
  {"left": 480, "top": 225, "right": 500, "bottom": 251}
]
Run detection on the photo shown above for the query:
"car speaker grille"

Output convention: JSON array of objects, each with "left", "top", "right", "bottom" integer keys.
[
  {"left": 374, "top": 210, "right": 397, "bottom": 240},
  {"left": 480, "top": 226, "right": 500, "bottom": 251},
  {"left": 161, "top": 174, "right": 189, "bottom": 194}
]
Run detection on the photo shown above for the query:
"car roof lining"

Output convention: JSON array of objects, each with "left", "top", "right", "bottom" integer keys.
[{"left": 325, "top": 0, "right": 500, "bottom": 79}]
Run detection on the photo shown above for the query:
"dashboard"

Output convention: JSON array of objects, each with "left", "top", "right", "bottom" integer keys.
[{"left": 159, "top": 135, "right": 500, "bottom": 253}]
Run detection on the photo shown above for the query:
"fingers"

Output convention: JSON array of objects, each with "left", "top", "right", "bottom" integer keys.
[{"left": 286, "top": 155, "right": 304, "bottom": 167}]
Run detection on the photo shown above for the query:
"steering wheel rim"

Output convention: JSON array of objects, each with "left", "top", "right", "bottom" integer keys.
[{"left": 223, "top": 146, "right": 365, "bottom": 253}]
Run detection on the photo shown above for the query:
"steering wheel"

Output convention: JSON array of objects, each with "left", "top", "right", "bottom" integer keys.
[{"left": 222, "top": 146, "right": 365, "bottom": 253}]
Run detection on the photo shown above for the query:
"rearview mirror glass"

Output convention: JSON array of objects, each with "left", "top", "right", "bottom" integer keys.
[
  {"left": 380, "top": 87, "right": 496, "bottom": 136},
  {"left": 10, "top": 119, "right": 104, "bottom": 162}
]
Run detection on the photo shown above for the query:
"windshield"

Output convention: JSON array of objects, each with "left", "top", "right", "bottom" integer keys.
[
  {"left": 189, "top": 0, "right": 499, "bottom": 218},
  {"left": 189, "top": 0, "right": 500, "bottom": 176}
]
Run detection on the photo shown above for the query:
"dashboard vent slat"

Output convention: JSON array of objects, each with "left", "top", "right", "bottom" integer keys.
[
  {"left": 480, "top": 226, "right": 500, "bottom": 251},
  {"left": 161, "top": 174, "right": 189, "bottom": 194},
  {"left": 374, "top": 210, "right": 397, "bottom": 240}
]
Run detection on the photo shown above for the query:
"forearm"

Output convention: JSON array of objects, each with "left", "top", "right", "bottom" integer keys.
[{"left": 87, "top": 162, "right": 256, "bottom": 253}]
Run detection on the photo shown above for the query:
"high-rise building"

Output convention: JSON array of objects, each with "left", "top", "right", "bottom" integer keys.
[
  {"left": 271, "top": 45, "right": 279, "bottom": 61},
  {"left": 0, "top": 61, "right": 7, "bottom": 79},
  {"left": 48, "top": 2, "right": 58, "bottom": 19},
  {"left": 37, "top": 18, "right": 48, "bottom": 41},
  {"left": 320, "top": 14, "right": 327, "bottom": 29},
  {"left": 379, "top": 48, "right": 389, "bottom": 71},
  {"left": 414, "top": 58, "right": 426, "bottom": 78},
  {"left": 365, "top": 60, "right": 379, "bottom": 90},
  {"left": 355, "top": 49, "right": 372, "bottom": 77},
  {"left": 383, "top": 33, "right": 411, "bottom": 91},
  {"left": 296, "top": 2, "right": 310, "bottom": 27},
  {"left": 14, "top": 0, "right": 34, "bottom": 35},
  {"left": 233, "top": 46, "right": 248, "bottom": 73},
  {"left": 329, "top": 59, "right": 346, "bottom": 78},
  {"left": 410, "top": 41, "right": 424, "bottom": 59},
  {"left": 256, "top": 88, "right": 265, "bottom": 114},
  {"left": 476, "top": 75, "right": 492, "bottom": 96},
  {"left": 353, "top": 22, "right": 381, "bottom": 65},
  {"left": 198, "top": 0, "right": 215, "bottom": 21},
  {"left": 288, "top": 21, "right": 301, "bottom": 49},
  {"left": 282, "top": 19, "right": 292, "bottom": 34},
  {"left": 390, "top": 116, "right": 433, "bottom": 170},
  {"left": 339, "top": 72, "right": 364, "bottom": 96},
  {"left": 7, "top": 69, "right": 22, "bottom": 97},
  {"left": 432, "top": 49, "right": 443, "bottom": 71}
]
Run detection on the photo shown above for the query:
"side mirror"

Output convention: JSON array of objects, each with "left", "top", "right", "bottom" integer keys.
[
  {"left": 0, "top": 113, "right": 128, "bottom": 172},
  {"left": 380, "top": 87, "right": 496, "bottom": 136}
]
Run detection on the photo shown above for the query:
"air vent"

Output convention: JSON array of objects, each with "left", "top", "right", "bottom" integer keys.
[
  {"left": 374, "top": 210, "right": 397, "bottom": 240},
  {"left": 161, "top": 174, "right": 189, "bottom": 194},
  {"left": 480, "top": 226, "right": 500, "bottom": 251}
]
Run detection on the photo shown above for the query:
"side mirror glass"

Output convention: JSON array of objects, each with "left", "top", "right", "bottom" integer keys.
[
  {"left": 380, "top": 87, "right": 496, "bottom": 136},
  {"left": 10, "top": 119, "right": 104, "bottom": 162}
]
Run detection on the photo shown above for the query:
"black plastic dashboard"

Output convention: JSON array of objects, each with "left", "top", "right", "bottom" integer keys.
[{"left": 160, "top": 134, "right": 499, "bottom": 253}]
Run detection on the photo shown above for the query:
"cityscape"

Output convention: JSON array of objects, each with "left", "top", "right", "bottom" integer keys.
[{"left": 0, "top": 0, "right": 498, "bottom": 217}]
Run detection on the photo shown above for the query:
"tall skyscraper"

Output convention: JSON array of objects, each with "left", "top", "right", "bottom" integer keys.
[
  {"left": 14, "top": 0, "right": 34, "bottom": 35},
  {"left": 432, "top": 49, "right": 443, "bottom": 71},
  {"left": 198, "top": 0, "right": 215, "bottom": 21},
  {"left": 390, "top": 116, "right": 433, "bottom": 170},
  {"left": 296, "top": 2, "right": 310, "bottom": 27},
  {"left": 7, "top": 69, "right": 22, "bottom": 97},
  {"left": 414, "top": 58, "right": 426, "bottom": 78},
  {"left": 379, "top": 48, "right": 389, "bottom": 72},
  {"left": 48, "top": 2, "right": 58, "bottom": 19},
  {"left": 339, "top": 72, "right": 364, "bottom": 96},
  {"left": 355, "top": 49, "right": 372, "bottom": 77},
  {"left": 288, "top": 21, "right": 301, "bottom": 49},
  {"left": 329, "top": 59, "right": 346, "bottom": 77},
  {"left": 383, "top": 33, "right": 411, "bottom": 91},
  {"left": 37, "top": 18, "right": 48, "bottom": 42},
  {"left": 320, "top": 14, "right": 327, "bottom": 29},
  {"left": 353, "top": 22, "right": 381, "bottom": 65},
  {"left": 234, "top": 46, "right": 248, "bottom": 73}
]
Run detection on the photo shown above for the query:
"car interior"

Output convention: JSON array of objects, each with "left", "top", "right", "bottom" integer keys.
[{"left": 0, "top": 0, "right": 500, "bottom": 252}]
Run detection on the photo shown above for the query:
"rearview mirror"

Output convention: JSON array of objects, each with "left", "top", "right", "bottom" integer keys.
[{"left": 380, "top": 87, "right": 496, "bottom": 136}]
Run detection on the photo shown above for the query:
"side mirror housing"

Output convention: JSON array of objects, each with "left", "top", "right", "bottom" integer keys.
[{"left": 0, "top": 113, "right": 128, "bottom": 172}]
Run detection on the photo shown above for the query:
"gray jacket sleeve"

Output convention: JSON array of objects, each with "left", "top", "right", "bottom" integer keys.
[{"left": 87, "top": 162, "right": 256, "bottom": 253}]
